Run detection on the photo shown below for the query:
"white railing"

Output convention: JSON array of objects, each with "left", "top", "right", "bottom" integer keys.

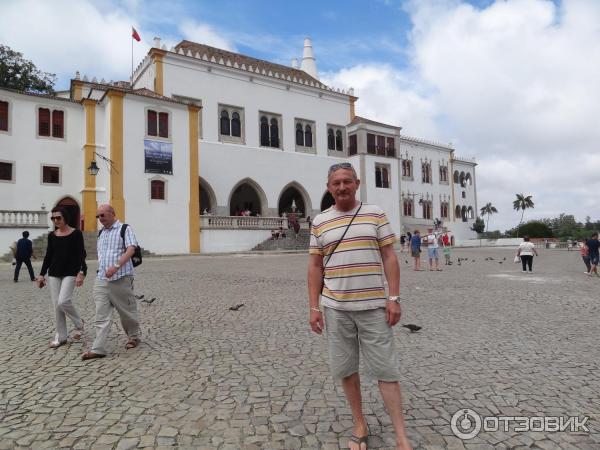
[
  {"left": 200, "top": 215, "right": 288, "bottom": 230},
  {"left": 0, "top": 210, "right": 49, "bottom": 228}
]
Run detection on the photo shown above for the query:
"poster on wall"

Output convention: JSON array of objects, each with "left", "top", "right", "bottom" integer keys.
[{"left": 144, "top": 140, "right": 173, "bottom": 175}]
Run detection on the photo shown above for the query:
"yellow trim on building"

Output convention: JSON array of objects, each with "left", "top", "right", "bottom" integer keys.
[
  {"left": 188, "top": 105, "right": 201, "bottom": 253},
  {"left": 82, "top": 99, "right": 97, "bottom": 231},
  {"left": 107, "top": 91, "right": 126, "bottom": 220},
  {"left": 73, "top": 81, "right": 83, "bottom": 102},
  {"left": 450, "top": 150, "right": 456, "bottom": 222},
  {"left": 150, "top": 49, "right": 167, "bottom": 96}
]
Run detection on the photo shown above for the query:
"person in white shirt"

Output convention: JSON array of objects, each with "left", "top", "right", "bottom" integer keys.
[
  {"left": 426, "top": 228, "right": 441, "bottom": 271},
  {"left": 517, "top": 236, "right": 538, "bottom": 272}
]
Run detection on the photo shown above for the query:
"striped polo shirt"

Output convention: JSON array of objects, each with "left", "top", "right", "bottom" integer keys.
[{"left": 310, "top": 203, "right": 397, "bottom": 311}]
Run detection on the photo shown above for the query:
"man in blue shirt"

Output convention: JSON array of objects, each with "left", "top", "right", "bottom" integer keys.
[
  {"left": 13, "top": 231, "right": 35, "bottom": 282},
  {"left": 585, "top": 232, "right": 599, "bottom": 276}
]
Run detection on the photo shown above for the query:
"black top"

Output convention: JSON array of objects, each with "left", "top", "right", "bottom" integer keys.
[
  {"left": 16, "top": 238, "right": 33, "bottom": 260},
  {"left": 40, "top": 230, "right": 87, "bottom": 277}
]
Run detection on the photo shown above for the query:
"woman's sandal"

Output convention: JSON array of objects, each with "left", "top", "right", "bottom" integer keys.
[
  {"left": 71, "top": 321, "right": 85, "bottom": 340},
  {"left": 49, "top": 340, "right": 67, "bottom": 349},
  {"left": 349, "top": 434, "right": 369, "bottom": 449},
  {"left": 125, "top": 339, "right": 140, "bottom": 349}
]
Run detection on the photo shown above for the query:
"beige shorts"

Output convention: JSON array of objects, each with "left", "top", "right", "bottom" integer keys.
[{"left": 324, "top": 307, "right": 400, "bottom": 382}]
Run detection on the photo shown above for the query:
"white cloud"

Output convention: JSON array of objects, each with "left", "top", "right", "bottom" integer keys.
[
  {"left": 326, "top": 0, "right": 600, "bottom": 230},
  {"left": 179, "top": 20, "right": 235, "bottom": 52}
]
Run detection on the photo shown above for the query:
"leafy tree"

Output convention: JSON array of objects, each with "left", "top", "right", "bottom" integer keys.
[
  {"left": 471, "top": 217, "right": 485, "bottom": 234},
  {"left": 513, "top": 194, "right": 534, "bottom": 237},
  {"left": 480, "top": 202, "right": 498, "bottom": 232},
  {"left": 0, "top": 45, "right": 55, "bottom": 94},
  {"left": 514, "top": 221, "right": 552, "bottom": 238}
]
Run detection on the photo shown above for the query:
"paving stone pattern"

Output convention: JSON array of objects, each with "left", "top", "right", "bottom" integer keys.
[{"left": 1, "top": 248, "right": 599, "bottom": 449}]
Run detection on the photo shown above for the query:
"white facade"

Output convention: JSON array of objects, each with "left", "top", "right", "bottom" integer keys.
[{"left": 0, "top": 38, "right": 478, "bottom": 255}]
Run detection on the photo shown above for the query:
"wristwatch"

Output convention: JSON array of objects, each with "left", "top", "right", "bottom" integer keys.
[
  {"left": 114, "top": 263, "right": 121, "bottom": 269},
  {"left": 388, "top": 295, "right": 400, "bottom": 303}
]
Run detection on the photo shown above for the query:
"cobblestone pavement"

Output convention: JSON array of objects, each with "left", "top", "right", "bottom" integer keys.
[{"left": 1, "top": 248, "right": 599, "bottom": 450}]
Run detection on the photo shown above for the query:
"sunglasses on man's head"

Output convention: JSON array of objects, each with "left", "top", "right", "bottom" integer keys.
[
  {"left": 96, "top": 214, "right": 105, "bottom": 218},
  {"left": 328, "top": 162, "right": 353, "bottom": 174},
  {"left": 50, "top": 216, "right": 63, "bottom": 221}
]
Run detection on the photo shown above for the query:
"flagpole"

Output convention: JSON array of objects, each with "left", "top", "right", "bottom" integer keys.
[{"left": 131, "top": 34, "right": 133, "bottom": 86}]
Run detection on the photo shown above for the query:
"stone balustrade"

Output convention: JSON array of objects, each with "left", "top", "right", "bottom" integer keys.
[
  {"left": 0, "top": 210, "right": 49, "bottom": 228},
  {"left": 200, "top": 215, "right": 287, "bottom": 230}
]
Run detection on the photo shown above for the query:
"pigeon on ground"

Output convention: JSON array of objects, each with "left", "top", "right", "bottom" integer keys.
[
  {"left": 229, "top": 303, "right": 245, "bottom": 311},
  {"left": 402, "top": 324, "right": 422, "bottom": 332},
  {"left": 405, "top": 260, "right": 409, "bottom": 264},
  {"left": 141, "top": 297, "right": 156, "bottom": 304},
  {"left": 503, "top": 257, "right": 506, "bottom": 261},
  {"left": 489, "top": 257, "right": 494, "bottom": 260},
  {"left": 471, "top": 260, "right": 475, "bottom": 263},
  {"left": 498, "top": 261, "right": 503, "bottom": 264},
  {"left": 458, "top": 260, "right": 461, "bottom": 266},
  {"left": 135, "top": 294, "right": 144, "bottom": 300}
]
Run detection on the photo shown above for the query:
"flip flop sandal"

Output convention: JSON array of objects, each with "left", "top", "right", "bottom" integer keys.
[
  {"left": 49, "top": 340, "right": 67, "bottom": 349},
  {"left": 125, "top": 339, "right": 140, "bottom": 349},
  {"left": 349, "top": 434, "right": 369, "bottom": 449},
  {"left": 81, "top": 351, "right": 106, "bottom": 360}
]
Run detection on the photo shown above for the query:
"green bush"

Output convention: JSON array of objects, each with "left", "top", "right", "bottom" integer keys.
[{"left": 516, "top": 221, "right": 553, "bottom": 238}]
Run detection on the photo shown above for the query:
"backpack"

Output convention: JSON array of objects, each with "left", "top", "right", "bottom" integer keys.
[{"left": 98, "top": 223, "right": 143, "bottom": 267}]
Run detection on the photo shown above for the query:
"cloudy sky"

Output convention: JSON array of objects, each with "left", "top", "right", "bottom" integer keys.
[{"left": 2, "top": 0, "right": 598, "bottom": 231}]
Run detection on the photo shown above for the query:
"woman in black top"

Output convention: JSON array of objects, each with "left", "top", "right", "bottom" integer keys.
[{"left": 36, "top": 207, "right": 87, "bottom": 348}]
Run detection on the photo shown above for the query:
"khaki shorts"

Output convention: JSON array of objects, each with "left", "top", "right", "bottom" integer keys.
[{"left": 324, "top": 307, "right": 400, "bottom": 382}]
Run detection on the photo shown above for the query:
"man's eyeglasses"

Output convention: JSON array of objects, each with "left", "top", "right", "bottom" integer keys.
[
  {"left": 95, "top": 214, "right": 105, "bottom": 219},
  {"left": 50, "top": 216, "right": 63, "bottom": 221}
]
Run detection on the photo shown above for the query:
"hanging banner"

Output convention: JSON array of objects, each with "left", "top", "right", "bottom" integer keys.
[{"left": 144, "top": 140, "right": 173, "bottom": 175}]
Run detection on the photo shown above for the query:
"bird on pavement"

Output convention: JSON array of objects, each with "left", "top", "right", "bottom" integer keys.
[
  {"left": 135, "top": 294, "right": 144, "bottom": 300},
  {"left": 141, "top": 297, "right": 156, "bottom": 304},
  {"left": 229, "top": 303, "right": 245, "bottom": 311},
  {"left": 402, "top": 324, "right": 422, "bottom": 332}
]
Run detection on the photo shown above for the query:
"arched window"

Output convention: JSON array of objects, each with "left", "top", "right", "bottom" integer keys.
[
  {"left": 467, "top": 206, "right": 474, "bottom": 219},
  {"left": 460, "top": 172, "right": 466, "bottom": 187},
  {"left": 327, "top": 128, "right": 335, "bottom": 150},
  {"left": 220, "top": 110, "right": 230, "bottom": 136},
  {"left": 453, "top": 170, "right": 459, "bottom": 184},
  {"left": 455, "top": 205, "right": 461, "bottom": 219},
  {"left": 260, "top": 116, "right": 269, "bottom": 146},
  {"left": 335, "top": 130, "right": 343, "bottom": 151},
  {"left": 441, "top": 202, "right": 448, "bottom": 218},
  {"left": 466, "top": 173, "right": 472, "bottom": 186},
  {"left": 422, "top": 163, "right": 431, "bottom": 183},
  {"left": 296, "top": 123, "right": 304, "bottom": 146},
  {"left": 440, "top": 166, "right": 448, "bottom": 182},
  {"left": 461, "top": 206, "right": 467, "bottom": 222},
  {"left": 231, "top": 112, "right": 241, "bottom": 137},
  {"left": 402, "top": 160, "right": 412, "bottom": 178},
  {"left": 403, "top": 199, "right": 413, "bottom": 217},
  {"left": 422, "top": 201, "right": 432, "bottom": 219},
  {"left": 304, "top": 125, "right": 312, "bottom": 148},
  {"left": 269, "top": 118, "right": 279, "bottom": 148}
]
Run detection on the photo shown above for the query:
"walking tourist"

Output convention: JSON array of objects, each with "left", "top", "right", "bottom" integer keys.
[
  {"left": 426, "top": 228, "right": 441, "bottom": 271},
  {"left": 35, "top": 207, "right": 86, "bottom": 348},
  {"left": 400, "top": 234, "right": 406, "bottom": 252},
  {"left": 585, "top": 232, "right": 599, "bottom": 276},
  {"left": 13, "top": 230, "right": 35, "bottom": 282},
  {"left": 517, "top": 236, "right": 538, "bottom": 273},
  {"left": 410, "top": 230, "right": 422, "bottom": 271},
  {"left": 307, "top": 162, "right": 412, "bottom": 450},
  {"left": 580, "top": 240, "right": 591, "bottom": 274},
  {"left": 82, "top": 204, "right": 142, "bottom": 360}
]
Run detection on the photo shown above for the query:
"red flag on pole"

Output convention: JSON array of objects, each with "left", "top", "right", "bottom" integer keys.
[{"left": 132, "top": 27, "right": 141, "bottom": 42}]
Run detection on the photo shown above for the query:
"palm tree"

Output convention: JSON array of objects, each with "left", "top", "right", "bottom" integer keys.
[
  {"left": 480, "top": 202, "right": 498, "bottom": 232},
  {"left": 513, "top": 194, "right": 534, "bottom": 236}
]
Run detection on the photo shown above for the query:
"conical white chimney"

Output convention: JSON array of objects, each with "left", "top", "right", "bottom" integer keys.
[{"left": 300, "top": 37, "right": 318, "bottom": 79}]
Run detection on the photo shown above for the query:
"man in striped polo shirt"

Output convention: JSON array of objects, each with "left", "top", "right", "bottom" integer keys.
[{"left": 308, "top": 163, "right": 412, "bottom": 450}]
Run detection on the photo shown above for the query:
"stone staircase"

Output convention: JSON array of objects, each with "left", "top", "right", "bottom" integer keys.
[
  {"left": 2, "top": 230, "right": 154, "bottom": 262},
  {"left": 252, "top": 228, "right": 310, "bottom": 252}
]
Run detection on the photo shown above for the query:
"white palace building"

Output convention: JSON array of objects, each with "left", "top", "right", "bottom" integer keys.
[{"left": 0, "top": 37, "right": 478, "bottom": 255}]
